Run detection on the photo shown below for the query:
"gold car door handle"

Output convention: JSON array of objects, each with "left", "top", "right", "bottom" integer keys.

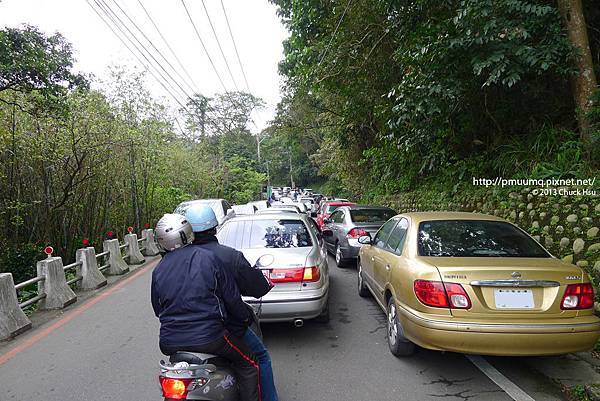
[{"left": 385, "top": 264, "right": 391, "bottom": 271}]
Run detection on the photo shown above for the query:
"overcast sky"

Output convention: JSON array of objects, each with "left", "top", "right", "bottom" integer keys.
[{"left": 0, "top": 0, "right": 289, "bottom": 131}]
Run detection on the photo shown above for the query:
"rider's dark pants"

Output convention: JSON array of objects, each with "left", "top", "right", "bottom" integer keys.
[{"left": 161, "top": 334, "right": 261, "bottom": 401}]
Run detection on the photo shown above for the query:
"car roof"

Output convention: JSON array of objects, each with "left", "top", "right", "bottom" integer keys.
[
  {"left": 342, "top": 205, "right": 395, "bottom": 210},
  {"left": 180, "top": 198, "right": 224, "bottom": 205},
  {"left": 255, "top": 209, "right": 299, "bottom": 215},
  {"left": 324, "top": 201, "right": 356, "bottom": 206},
  {"left": 399, "top": 211, "right": 505, "bottom": 224},
  {"left": 229, "top": 212, "right": 308, "bottom": 222}
]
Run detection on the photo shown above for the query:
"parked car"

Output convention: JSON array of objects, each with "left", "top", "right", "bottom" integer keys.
[
  {"left": 323, "top": 205, "right": 396, "bottom": 267},
  {"left": 270, "top": 204, "right": 302, "bottom": 213},
  {"left": 174, "top": 199, "right": 234, "bottom": 226},
  {"left": 357, "top": 211, "right": 600, "bottom": 357},
  {"left": 255, "top": 209, "right": 299, "bottom": 215},
  {"left": 299, "top": 197, "right": 317, "bottom": 214},
  {"left": 316, "top": 201, "right": 356, "bottom": 229},
  {"left": 293, "top": 202, "right": 308, "bottom": 214},
  {"left": 217, "top": 212, "right": 331, "bottom": 324},
  {"left": 248, "top": 200, "right": 269, "bottom": 211},
  {"left": 232, "top": 204, "right": 257, "bottom": 216}
]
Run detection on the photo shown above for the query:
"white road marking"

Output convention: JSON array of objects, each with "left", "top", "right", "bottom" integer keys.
[{"left": 466, "top": 355, "right": 536, "bottom": 401}]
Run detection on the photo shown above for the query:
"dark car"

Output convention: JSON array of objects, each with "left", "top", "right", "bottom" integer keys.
[
  {"left": 323, "top": 205, "right": 396, "bottom": 267},
  {"left": 316, "top": 201, "right": 356, "bottom": 230}
]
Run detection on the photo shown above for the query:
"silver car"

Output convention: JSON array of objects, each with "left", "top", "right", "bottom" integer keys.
[
  {"left": 323, "top": 205, "right": 396, "bottom": 267},
  {"left": 217, "top": 212, "right": 330, "bottom": 325}
]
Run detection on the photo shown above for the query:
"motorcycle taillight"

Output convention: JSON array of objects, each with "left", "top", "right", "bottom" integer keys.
[{"left": 159, "top": 376, "right": 192, "bottom": 400}]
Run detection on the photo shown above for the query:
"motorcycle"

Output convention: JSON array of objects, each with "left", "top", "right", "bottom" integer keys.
[{"left": 157, "top": 255, "right": 273, "bottom": 401}]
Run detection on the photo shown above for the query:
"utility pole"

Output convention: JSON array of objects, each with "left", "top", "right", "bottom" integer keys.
[
  {"left": 288, "top": 148, "right": 295, "bottom": 188},
  {"left": 256, "top": 130, "right": 266, "bottom": 163},
  {"left": 265, "top": 160, "right": 271, "bottom": 185}
]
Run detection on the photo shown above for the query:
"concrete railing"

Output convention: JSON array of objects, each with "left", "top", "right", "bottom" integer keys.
[{"left": 0, "top": 229, "right": 160, "bottom": 341}]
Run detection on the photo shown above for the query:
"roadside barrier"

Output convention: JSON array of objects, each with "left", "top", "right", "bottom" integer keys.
[
  {"left": 125, "top": 233, "right": 145, "bottom": 265},
  {"left": 103, "top": 239, "right": 129, "bottom": 275},
  {"left": 140, "top": 229, "right": 160, "bottom": 256},
  {"left": 0, "top": 229, "right": 160, "bottom": 341}
]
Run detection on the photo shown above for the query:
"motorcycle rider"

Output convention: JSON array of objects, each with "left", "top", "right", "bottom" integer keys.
[
  {"left": 185, "top": 205, "right": 280, "bottom": 401},
  {"left": 151, "top": 213, "right": 262, "bottom": 401}
]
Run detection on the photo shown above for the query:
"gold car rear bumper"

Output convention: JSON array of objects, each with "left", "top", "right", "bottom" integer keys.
[{"left": 399, "top": 307, "right": 600, "bottom": 356}]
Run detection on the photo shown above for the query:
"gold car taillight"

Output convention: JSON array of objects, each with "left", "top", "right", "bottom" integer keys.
[
  {"left": 561, "top": 283, "right": 594, "bottom": 310},
  {"left": 413, "top": 280, "right": 471, "bottom": 309}
]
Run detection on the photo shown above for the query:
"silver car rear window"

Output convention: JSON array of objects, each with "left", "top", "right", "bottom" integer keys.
[{"left": 218, "top": 219, "right": 313, "bottom": 249}]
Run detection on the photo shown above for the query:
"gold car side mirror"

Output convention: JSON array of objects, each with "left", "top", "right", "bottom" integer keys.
[{"left": 358, "top": 235, "right": 371, "bottom": 244}]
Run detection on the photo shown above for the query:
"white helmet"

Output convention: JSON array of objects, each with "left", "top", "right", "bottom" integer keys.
[{"left": 155, "top": 213, "right": 194, "bottom": 252}]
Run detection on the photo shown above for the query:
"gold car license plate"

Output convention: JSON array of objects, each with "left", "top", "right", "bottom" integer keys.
[{"left": 494, "top": 288, "right": 534, "bottom": 309}]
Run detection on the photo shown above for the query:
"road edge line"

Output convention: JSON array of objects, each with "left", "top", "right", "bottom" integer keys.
[
  {"left": 0, "top": 259, "right": 159, "bottom": 366},
  {"left": 466, "top": 354, "right": 536, "bottom": 401}
]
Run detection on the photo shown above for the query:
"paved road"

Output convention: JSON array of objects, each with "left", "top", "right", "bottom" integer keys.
[{"left": 0, "top": 256, "right": 565, "bottom": 401}]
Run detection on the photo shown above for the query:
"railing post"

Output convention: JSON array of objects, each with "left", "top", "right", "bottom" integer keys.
[
  {"left": 37, "top": 257, "right": 77, "bottom": 310},
  {"left": 0, "top": 273, "right": 32, "bottom": 340},
  {"left": 102, "top": 239, "right": 129, "bottom": 275},
  {"left": 125, "top": 234, "right": 145, "bottom": 265},
  {"left": 76, "top": 247, "right": 107, "bottom": 290},
  {"left": 141, "top": 229, "right": 160, "bottom": 256}
]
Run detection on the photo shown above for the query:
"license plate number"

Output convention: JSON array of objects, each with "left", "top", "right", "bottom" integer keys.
[{"left": 494, "top": 288, "right": 534, "bottom": 309}]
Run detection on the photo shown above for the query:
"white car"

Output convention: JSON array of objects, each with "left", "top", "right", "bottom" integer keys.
[
  {"left": 299, "top": 197, "right": 316, "bottom": 213},
  {"left": 270, "top": 204, "right": 302, "bottom": 213},
  {"left": 232, "top": 204, "right": 257, "bottom": 216},
  {"left": 248, "top": 200, "right": 269, "bottom": 211},
  {"left": 293, "top": 202, "right": 308, "bottom": 214},
  {"left": 174, "top": 199, "right": 235, "bottom": 226}
]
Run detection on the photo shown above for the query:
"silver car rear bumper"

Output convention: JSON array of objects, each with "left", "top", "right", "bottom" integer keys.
[
  {"left": 244, "top": 286, "right": 328, "bottom": 322},
  {"left": 340, "top": 238, "right": 362, "bottom": 259}
]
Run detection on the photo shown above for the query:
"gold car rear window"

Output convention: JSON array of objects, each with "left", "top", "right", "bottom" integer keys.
[{"left": 418, "top": 220, "right": 550, "bottom": 258}]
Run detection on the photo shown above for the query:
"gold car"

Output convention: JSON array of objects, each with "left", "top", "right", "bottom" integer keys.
[{"left": 357, "top": 212, "right": 600, "bottom": 356}]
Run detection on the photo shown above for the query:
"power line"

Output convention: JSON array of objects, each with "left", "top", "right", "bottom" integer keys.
[
  {"left": 200, "top": 0, "right": 238, "bottom": 90},
  {"left": 220, "top": 0, "right": 250, "bottom": 92},
  {"left": 180, "top": 0, "right": 228, "bottom": 93},
  {"left": 218, "top": 0, "right": 265, "bottom": 132},
  {"left": 95, "top": 0, "right": 192, "bottom": 102},
  {"left": 136, "top": 0, "right": 201, "bottom": 94},
  {"left": 318, "top": 0, "right": 353, "bottom": 66},
  {"left": 107, "top": 0, "right": 197, "bottom": 96},
  {"left": 220, "top": 1, "right": 274, "bottom": 133},
  {"left": 87, "top": 0, "right": 190, "bottom": 112}
]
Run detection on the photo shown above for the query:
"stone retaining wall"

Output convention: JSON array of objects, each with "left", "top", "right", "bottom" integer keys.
[{"left": 377, "top": 186, "right": 600, "bottom": 288}]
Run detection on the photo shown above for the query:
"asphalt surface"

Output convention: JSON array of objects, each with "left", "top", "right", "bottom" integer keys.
[{"left": 0, "top": 255, "right": 565, "bottom": 401}]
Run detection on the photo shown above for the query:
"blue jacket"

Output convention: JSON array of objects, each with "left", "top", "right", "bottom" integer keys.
[
  {"left": 194, "top": 236, "right": 271, "bottom": 298},
  {"left": 151, "top": 245, "right": 248, "bottom": 347},
  {"left": 192, "top": 236, "right": 271, "bottom": 336}
]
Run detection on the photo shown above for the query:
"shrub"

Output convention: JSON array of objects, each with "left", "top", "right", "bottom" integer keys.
[{"left": 0, "top": 242, "right": 43, "bottom": 284}]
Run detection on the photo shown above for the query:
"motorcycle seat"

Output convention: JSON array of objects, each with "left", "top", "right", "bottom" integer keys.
[{"left": 169, "top": 351, "right": 217, "bottom": 365}]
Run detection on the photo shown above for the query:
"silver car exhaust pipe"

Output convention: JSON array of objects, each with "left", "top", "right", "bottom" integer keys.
[{"left": 293, "top": 319, "right": 304, "bottom": 328}]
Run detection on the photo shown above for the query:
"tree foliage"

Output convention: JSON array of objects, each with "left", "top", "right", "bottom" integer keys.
[
  {"left": 269, "top": 0, "right": 599, "bottom": 198},
  {"left": 0, "top": 26, "right": 266, "bottom": 275}
]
